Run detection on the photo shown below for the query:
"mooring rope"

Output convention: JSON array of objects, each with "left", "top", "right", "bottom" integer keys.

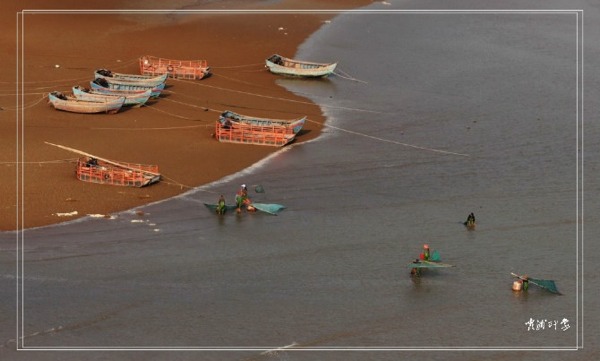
[
  {"left": 210, "top": 72, "right": 271, "bottom": 88},
  {"left": 0, "top": 58, "right": 139, "bottom": 85},
  {"left": 169, "top": 77, "right": 389, "bottom": 114},
  {"left": 159, "top": 96, "right": 222, "bottom": 114},
  {"left": 334, "top": 68, "right": 368, "bottom": 84},
  {"left": 318, "top": 120, "right": 470, "bottom": 157},
  {"left": 0, "top": 158, "right": 78, "bottom": 165},
  {"left": 0, "top": 94, "right": 47, "bottom": 111},
  {"left": 90, "top": 124, "right": 209, "bottom": 131},
  {"left": 210, "top": 62, "right": 264, "bottom": 69},
  {"left": 159, "top": 175, "right": 196, "bottom": 190}
]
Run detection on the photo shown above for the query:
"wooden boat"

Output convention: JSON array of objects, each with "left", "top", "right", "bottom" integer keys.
[
  {"left": 93, "top": 75, "right": 165, "bottom": 89},
  {"left": 76, "top": 157, "right": 160, "bottom": 187},
  {"left": 91, "top": 78, "right": 164, "bottom": 98},
  {"left": 95, "top": 68, "right": 168, "bottom": 87},
  {"left": 220, "top": 110, "right": 306, "bottom": 134},
  {"left": 215, "top": 120, "right": 296, "bottom": 147},
  {"left": 48, "top": 91, "right": 125, "bottom": 114},
  {"left": 72, "top": 86, "right": 152, "bottom": 107},
  {"left": 265, "top": 54, "right": 337, "bottom": 77},
  {"left": 45, "top": 142, "right": 160, "bottom": 187},
  {"left": 139, "top": 55, "right": 211, "bottom": 80}
]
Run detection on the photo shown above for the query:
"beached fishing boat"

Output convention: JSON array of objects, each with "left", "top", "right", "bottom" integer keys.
[
  {"left": 220, "top": 110, "right": 306, "bottom": 134},
  {"left": 72, "top": 86, "right": 152, "bottom": 107},
  {"left": 45, "top": 142, "right": 161, "bottom": 187},
  {"left": 95, "top": 68, "right": 168, "bottom": 87},
  {"left": 76, "top": 157, "right": 160, "bottom": 187},
  {"left": 265, "top": 54, "right": 337, "bottom": 77},
  {"left": 139, "top": 55, "right": 211, "bottom": 80},
  {"left": 48, "top": 91, "right": 125, "bottom": 114},
  {"left": 93, "top": 75, "right": 165, "bottom": 89},
  {"left": 215, "top": 120, "right": 296, "bottom": 147},
  {"left": 91, "top": 78, "right": 164, "bottom": 98}
]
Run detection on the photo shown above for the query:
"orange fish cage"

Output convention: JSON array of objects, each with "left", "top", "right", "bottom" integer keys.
[
  {"left": 139, "top": 55, "right": 210, "bottom": 80},
  {"left": 215, "top": 121, "right": 296, "bottom": 147},
  {"left": 76, "top": 157, "right": 160, "bottom": 187}
]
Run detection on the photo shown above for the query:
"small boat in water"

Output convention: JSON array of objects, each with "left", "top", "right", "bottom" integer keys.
[
  {"left": 72, "top": 86, "right": 152, "bottom": 107},
  {"left": 265, "top": 54, "right": 337, "bottom": 77},
  {"left": 91, "top": 78, "right": 164, "bottom": 98},
  {"left": 95, "top": 68, "right": 168, "bottom": 87},
  {"left": 139, "top": 55, "right": 211, "bottom": 80},
  {"left": 220, "top": 110, "right": 306, "bottom": 134},
  {"left": 48, "top": 91, "right": 125, "bottom": 114}
]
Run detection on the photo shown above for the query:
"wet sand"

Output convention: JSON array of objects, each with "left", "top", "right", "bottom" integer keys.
[{"left": 0, "top": 0, "right": 372, "bottom": 230}]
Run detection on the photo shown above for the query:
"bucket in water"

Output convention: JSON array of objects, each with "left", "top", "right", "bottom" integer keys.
[{"left": 512, "top": 280, "right": 523, "bottom": 291}]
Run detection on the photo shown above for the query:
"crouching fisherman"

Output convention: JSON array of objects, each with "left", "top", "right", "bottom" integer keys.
[
  {"left": 410, "top": 259, "right": 421, "bottom": 277},
  {"left": 216, "top": 195, "right": 226, "bottom": 215}
]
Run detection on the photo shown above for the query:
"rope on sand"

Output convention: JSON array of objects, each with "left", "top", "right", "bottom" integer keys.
[
  {"left": 1, "top": 58, "right": 139, "bottom": 85},
  {"left": 159, "top": 95, "right": 222, "bottom": 114},
  {"left": 0, "top": 158, "right": 78, "bottom": 165},
  {"left": 209, "top": 72, "right": 270, "bottom": 88},
  {"left": 138, "top": 102, "right": 199, "bottom": 120},
  {"left": 90, "top": 124, "right": 209, "bottom": 131},
  {"left": 0, "top": 94, "right": 47, "bottom": 111},
  {"left": 210, "top": 62, "right": 264, "bottom": 69},
  {"left": 159, "top": 175, "right": 196, "bottom": 190}
]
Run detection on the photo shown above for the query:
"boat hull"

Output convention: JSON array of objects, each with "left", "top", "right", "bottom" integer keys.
[
  {"left": 215, "top": 121, "right": 296, "bottom": 147},
  {"left": 220, "top": 110, "right": 306, "bottom": 134},
  {"left": 72, "top": 86, "right": 151, "bottom": 107},
  {"left": 76, "top": 157, "right": 160, "bottom": 187},
  {"left": 95, "top": 69, "right": 168, "bottom": 87},
  {"left": 48, "top": 91, "right": 124, "bottom": 114},
  {"left": 139, "top": 55, "right": 211, "bottom": 80},
  {"left": 91, "top": 79, "right": 164, "bottom": 98},
  {"left": 266, "top": 54, "right": 337, "bottom": 77}
]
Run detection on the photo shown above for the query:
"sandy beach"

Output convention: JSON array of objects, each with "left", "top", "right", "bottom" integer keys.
[{"left": 1, "top": 0, "right": 372, "bottom": 230}]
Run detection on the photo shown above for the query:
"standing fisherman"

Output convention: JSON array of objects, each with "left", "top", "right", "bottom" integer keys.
[
  {"left": 235, "top": 184, "right": 249, "bottom": 213},
  {"left": 422, "top": 244, "right": 430, "bottom": 261}
]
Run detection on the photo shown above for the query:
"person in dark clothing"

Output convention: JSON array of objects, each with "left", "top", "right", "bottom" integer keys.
[{"left": 464, "top": 212, "right": 476, "bottom": 228}]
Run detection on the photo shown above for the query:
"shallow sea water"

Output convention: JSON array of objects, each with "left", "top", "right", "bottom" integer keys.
[{"left": 1, "top": 1, "right": 599, "bottom": 360}]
